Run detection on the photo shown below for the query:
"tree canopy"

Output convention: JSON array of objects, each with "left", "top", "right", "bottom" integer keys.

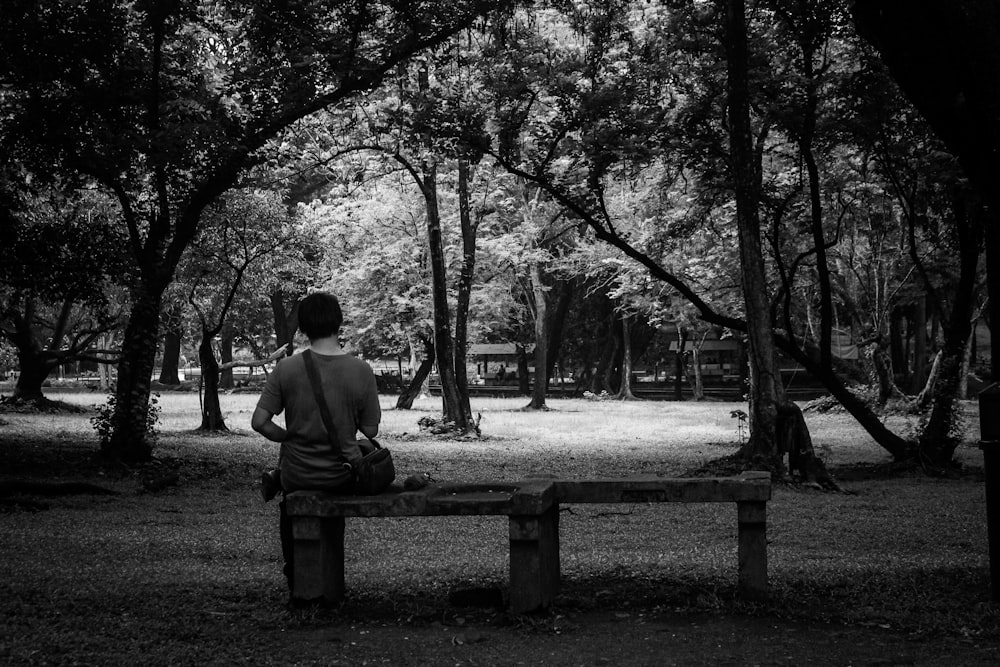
[
  {"left": 0, "top": 0, "right": 994, "bottom": 474},
  {"left": 1, "top": 0, "right": 514, "bottom": 461}
]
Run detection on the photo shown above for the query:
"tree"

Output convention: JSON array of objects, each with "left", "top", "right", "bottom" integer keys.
[
  {"left": 482, "top": 2, "right": 871, "bottom": 475},
  {"left": 0, "top": 183, "right": 131, "bottom": 403},
  {"left": 297, "top": 122, "right": 519, "bottom": 409},
  {"left": 299, "top": 39, "right": 505, "bottom": 431},
  {"left": 573, "top": 231, "right": 663, "bottom": 401},
  {"left": 0, "top": 0, "right": 511, "bottom": 461},
  {"left": 723, "top": 0, "right": 785, "bottom": 471},
  {"left": 915, "top": 190, "right": 985, "bottom": 463},
  {"left": 852, "top": 0, "right": 1000, "bottom": 383},
  {"left": 511, "top": 188, "right": 571, "bottom": 410},
  {"left": 403, "top": 60, "right": 477, "bottom": 431},
  {"left": 180, "top": 190, "right": 296, "bottom": 431}
]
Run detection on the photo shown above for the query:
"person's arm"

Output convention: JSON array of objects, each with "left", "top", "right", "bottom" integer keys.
[
  {"left": 358, "top": 423, "right": 379, "bottom": 440},
  {"left": 251, "top": 406, "right": 288, "bottom": 443}
]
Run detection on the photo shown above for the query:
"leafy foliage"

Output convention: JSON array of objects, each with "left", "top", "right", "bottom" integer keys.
[
  {"left": 91, "top": 392, "right": 160, "bottom": 450},
  {"left": 0, "top": 0, "right": 988, "bottom": 465},
  {"left": 0, "top": 180, "right": 132, "bottom": 398},
  {"left": 0, "top": 185, "right": 132, "bottom": 311}
]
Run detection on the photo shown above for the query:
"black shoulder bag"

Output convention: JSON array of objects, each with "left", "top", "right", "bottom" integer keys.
[{"left": 302, "top": 350, "right": 395, "bottom": 495}]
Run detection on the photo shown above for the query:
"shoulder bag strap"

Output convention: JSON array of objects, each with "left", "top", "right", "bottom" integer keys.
[{"left": 302, "top": 349, "right": 347, "bottom": 461}]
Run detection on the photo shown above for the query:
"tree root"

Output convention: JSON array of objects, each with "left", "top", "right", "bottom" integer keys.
[
  {"left": 779, "top": 402, "right": 842, "bottom": 492},
  {"left": 417, "top": 415, "right": 482, "bottom": 438}
]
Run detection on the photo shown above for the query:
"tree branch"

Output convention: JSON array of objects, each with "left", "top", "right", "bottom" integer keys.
[
  {"left": 489, "top": 150, "right": 745, "bottom": 331},
  {"left": 218, "top": 344, "right": 289, "bottom": 371}
]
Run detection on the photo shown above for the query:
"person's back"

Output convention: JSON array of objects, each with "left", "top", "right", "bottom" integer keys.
[
  {"left": 258, "top": 351, "right": 379, "bottom": 492},
  {"left": 251, "top": 291, "right": 381, "bottom": 597}
]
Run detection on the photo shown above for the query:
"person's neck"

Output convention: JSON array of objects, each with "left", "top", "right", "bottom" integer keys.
[{"left": 308, "top": 336, "right": 345, "bottom": 356}]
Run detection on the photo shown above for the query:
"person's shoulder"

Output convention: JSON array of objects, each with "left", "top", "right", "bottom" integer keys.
[
  {"left": 344, "top": 354, "right": 374, "bottom": 369},
  {"left": 275, "top": 353, "right": 300, "bottom": 367},
  {"left": 274, "top": 353, "right": 305, "bottom": 372},
  {"left": 337, "top": 354, "right": 375, "bottom": 376}
]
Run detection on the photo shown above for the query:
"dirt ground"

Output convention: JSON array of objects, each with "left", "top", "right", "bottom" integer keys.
[
  {"left": 266, "top": 613, "right": 1000, "bottom": 666},
  {"left": 2, "top": 392, "right": 1000, "bottom": 666}
]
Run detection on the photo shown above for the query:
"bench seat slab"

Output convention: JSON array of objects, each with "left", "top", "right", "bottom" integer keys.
[
  {"left": 285, "top": 480, "right": 555, "bottom": 518},
  {"left": 553, "top": 473, "right": 771, "bottom": 504}
]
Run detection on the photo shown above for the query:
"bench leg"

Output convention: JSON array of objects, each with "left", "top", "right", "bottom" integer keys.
[
  {"left": 737, "top": 500, "right": 768, "bottom": 600},
  {"left": 291, "top": 516, "right": 345, "bottom": 603},
  {"left": 508, "top": 504, "right": 560, "bottom": 613}
]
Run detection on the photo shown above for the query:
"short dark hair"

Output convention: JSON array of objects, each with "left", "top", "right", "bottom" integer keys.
[{"left": 298, "top": 292, "right": 343, "bottom": 340}]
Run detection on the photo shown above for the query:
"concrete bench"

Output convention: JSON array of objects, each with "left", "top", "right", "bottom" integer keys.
[
  {"left": 285, "top": 480, "right": 559, "bottom": 613},
  {"left": 284, "top": 471, "right": 770, "bottom": 613},
  {"left": 550, "top": 472, "right": 771, "bottom": 602}
]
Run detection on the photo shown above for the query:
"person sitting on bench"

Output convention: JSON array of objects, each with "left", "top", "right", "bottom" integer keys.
[{"left": 251, "top": 291, "right": 382, "bottom": 593}]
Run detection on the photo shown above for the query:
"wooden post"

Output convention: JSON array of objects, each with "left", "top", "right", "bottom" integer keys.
[
  {"left": 737, "top": 500, "right": 768, "bottom": 600},
  {"left": 291, "top": 516, "right": 346, "bottom": 603},
  {"left": 508, "top": 504, "right": 560, "bottom": 613}
]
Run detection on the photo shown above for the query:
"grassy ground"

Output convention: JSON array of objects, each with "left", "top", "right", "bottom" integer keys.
[{"left": 1, "top": 390, "right": 998, "bottom": 665}]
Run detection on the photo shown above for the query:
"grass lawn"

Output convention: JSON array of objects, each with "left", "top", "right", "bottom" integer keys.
[{"left": 1, "top": 390, "right": 998, "bottom": 665}]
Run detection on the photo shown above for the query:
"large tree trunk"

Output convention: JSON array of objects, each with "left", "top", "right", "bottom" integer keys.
[
  {"left": 107, "top": 286, "right": 163, "bottom": 462},
  {"left": 12, "top": 347, "right": 52, "bottom": 402},
  {"left": 725, "top": 0, "right": 784, "bottom": 472}
]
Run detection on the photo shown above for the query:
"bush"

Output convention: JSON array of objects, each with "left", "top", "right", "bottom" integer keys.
[{"left": 91, "top": 392, "right": 161, "bottom": 448}]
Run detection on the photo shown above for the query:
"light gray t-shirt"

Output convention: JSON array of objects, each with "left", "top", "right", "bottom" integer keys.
[{"left": 256, "top": 350, "right": 381, "bottom": 492}]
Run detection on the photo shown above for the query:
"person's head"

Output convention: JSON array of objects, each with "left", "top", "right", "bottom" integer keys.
[{"left": 298, "top": 292, "right": 343, "bottom": 341}]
